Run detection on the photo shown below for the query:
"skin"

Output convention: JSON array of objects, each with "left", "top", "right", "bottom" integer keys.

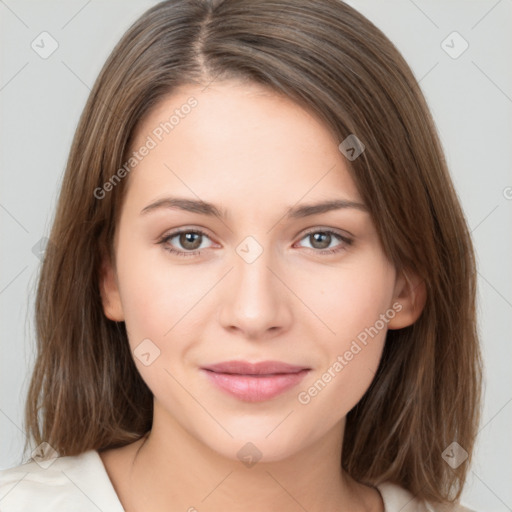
[{"left": 99, "top": 80, "right": 426, "bottom": 512}]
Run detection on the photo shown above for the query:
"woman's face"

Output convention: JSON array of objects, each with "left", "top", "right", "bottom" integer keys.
[{"left": 102, "top": 80, "right": 412, "bottom": 462}]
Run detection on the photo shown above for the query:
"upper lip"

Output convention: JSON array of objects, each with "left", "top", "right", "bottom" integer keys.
[{"left": 201, "top": 360, "right": 310, "bottom": 375}]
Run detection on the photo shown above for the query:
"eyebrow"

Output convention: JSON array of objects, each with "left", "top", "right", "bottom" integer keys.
[{"left": 140, "top": 197, "right": 368, "bottom": 219}]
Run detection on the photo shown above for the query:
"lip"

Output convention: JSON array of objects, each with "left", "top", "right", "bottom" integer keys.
[
  {"left": 202, "top": 360, "right": 309, "bottom": 375},
  {"left": 200, "top": 360, "right": 310, "bottom": 402}
]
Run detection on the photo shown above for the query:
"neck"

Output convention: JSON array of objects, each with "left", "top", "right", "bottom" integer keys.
[{"left": 107, "top": 404, "right": 382, "bottom": 512}]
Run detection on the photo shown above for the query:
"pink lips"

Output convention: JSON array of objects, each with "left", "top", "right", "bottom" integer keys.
[{"left": 200, "top": 360, "right": 310, "bottom": 402}]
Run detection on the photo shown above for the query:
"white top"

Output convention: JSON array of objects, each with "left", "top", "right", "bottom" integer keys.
[{"left": 0, "top": 450, "right": 475, "bottom": 511}]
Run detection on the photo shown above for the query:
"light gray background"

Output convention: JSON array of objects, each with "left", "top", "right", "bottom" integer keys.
[{"left": 1, "top": 1, "right": 511, "bottom": 510}]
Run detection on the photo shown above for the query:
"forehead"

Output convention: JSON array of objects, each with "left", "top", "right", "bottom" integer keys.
[{"left": 125, "top": 81, "right": 362, "bottom": 211}]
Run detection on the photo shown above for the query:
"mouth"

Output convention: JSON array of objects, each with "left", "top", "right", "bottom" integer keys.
[{"left": 200, "top": 360, "right": 311, "bottom": 402}]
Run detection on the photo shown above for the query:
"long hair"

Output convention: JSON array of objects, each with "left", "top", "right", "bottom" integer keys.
[{"left": 24, "top": 0, "right": 482, "bottom": 505}]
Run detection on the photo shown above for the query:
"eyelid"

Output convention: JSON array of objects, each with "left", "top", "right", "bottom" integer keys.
[
  {"left": 297, "top": 226, "right": 353, "bottom": 240},
  {"left": 158, "top": 225, "right": 215, "bottom": 240},
  {"left": 158, "top": 227, "right": 217, "bottom": 247}
]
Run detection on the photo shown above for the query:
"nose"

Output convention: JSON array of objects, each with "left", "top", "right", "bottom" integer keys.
[{"left": 218, "top": 240, "right": 293, "bottom": 340}]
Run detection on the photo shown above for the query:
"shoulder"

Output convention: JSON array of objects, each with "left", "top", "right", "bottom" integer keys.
[
  {"left": 0, "top": 450, "right": 124, "bottom": 512},
  {"left": 376, "top": 482, "right": 476, "bottom": 512}
]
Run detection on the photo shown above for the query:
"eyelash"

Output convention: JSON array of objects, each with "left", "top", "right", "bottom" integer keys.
[{"left": 157, "top": 228, "right": 353, "bottom": 258}]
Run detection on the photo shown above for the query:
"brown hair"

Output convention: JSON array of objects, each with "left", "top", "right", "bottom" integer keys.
[{"left": 24, "top": 0, "right": 482, "bottom": 505}]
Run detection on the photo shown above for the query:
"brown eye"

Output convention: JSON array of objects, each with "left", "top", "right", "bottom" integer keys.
[
  {"left": 178, "top": 232, "right": 203, "bottom": 250},
  {"left": 296, "top": 229, "right": 353, "bottom": 254},
  {"left": 159, "top": 229, "right": 213, "bottom": 257},
  {"left": 309, "top": 232, "right": 332, "bottom": 249}
]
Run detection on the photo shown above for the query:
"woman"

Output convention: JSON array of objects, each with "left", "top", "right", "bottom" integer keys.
[{"left": 0, "top": 1, "right": 482, "bottom": 510}]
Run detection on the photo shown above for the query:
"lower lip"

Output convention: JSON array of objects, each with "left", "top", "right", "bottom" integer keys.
[{"left": 201, "top": 369, "right": 310, "bottom": 402}]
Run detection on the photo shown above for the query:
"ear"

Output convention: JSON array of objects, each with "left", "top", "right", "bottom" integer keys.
[
  {"left": 387, "top": 268, "right": 427, "bottom": 330},
  {"left": 99, "top": 251, "right": 125, "bottom": 322}
]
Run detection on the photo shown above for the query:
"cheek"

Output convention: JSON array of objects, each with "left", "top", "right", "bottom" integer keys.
[
  {"left": 294, "top": 256, "right": 395, "bottom": 413},
  {"left": 297, "top": 252, "right": 396, "bottom": 339},
  {"left": 114, "top": 246, "right": 196, "bottom": 398},
  {"left": 115, "top": 236, "right": 202, "bottom": 341},
  {"left": 114, "top": 238, "right": 221, "bottom": 399},
  {"left": 295, "top": 297, "right": 389, "bottom": 424}
]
